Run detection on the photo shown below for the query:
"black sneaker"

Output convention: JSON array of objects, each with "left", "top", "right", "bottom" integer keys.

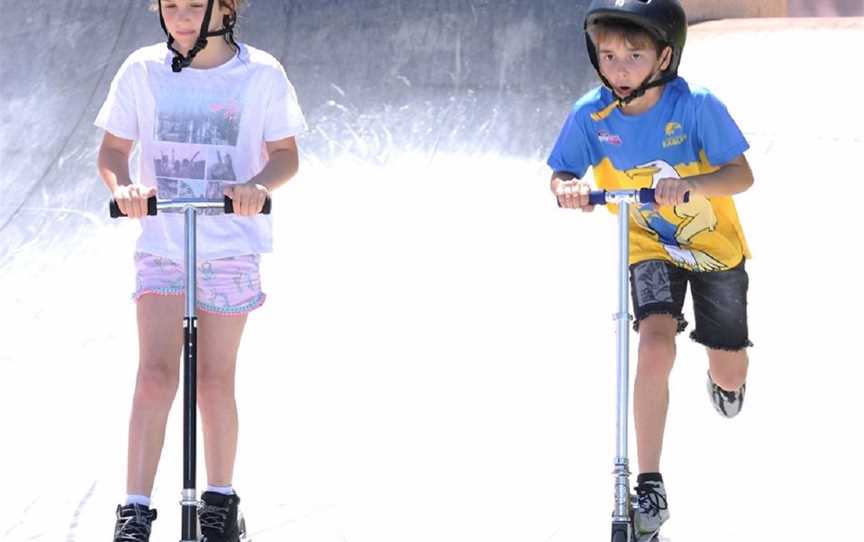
[
  {"left": 199, "top": 491, "right": 245, "bottom": 542},
  {"left": 113, "top": 503, "right": 157, "bottom": 542},
  {"left": 707, "top": 371, "right": 746, "bottom": 418}
]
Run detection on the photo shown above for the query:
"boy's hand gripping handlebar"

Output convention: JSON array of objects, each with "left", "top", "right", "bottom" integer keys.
[
  {"left": 109, "top": 196, "right": 272, "bottom": 218},
  {"left": 588, "top": 188, "right": 690, "bottom": 206}
]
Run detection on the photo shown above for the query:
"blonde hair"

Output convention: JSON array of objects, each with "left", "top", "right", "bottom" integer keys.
[{"left": 587, "top": 18, "right": 663, "bottom": 56}]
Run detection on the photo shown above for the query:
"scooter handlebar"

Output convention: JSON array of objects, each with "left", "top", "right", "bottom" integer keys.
[
  {"left": 110, "top": 196, "right": 272, "bottom": 218},
  {"left": 110, "top": 196, "right": 158, "bottom": 218},
  {"left": 588, "top": 188, "right": 690, "bottom": 206},
  {"left": 224, "top": 195, "right": 272, "bottom": 215}
]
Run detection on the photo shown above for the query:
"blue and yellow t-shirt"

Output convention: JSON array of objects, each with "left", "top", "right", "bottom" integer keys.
[{"left": 547, "top": 77, "right": 750, "bottom": 272}]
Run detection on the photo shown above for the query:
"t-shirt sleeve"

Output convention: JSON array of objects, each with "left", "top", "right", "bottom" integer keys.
[
  {"left": 264, "top": 67, "right": 307, "bottom": 142},
  {"left": 696, "top": 92, "right": 749, "bottom": 167},
  {"left": 547, "top": 109, "right": 591, "bottom": 179},
  {"left": 94, "top": 55, "right": 139, "bottom": 141}
]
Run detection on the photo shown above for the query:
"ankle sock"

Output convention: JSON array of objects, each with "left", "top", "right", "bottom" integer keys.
[
  {"left": 125, "top": 494, "right": 151, "bottom": 507},
  {"left": 206, "top": 484, "right": 235, "bottom": 495}
]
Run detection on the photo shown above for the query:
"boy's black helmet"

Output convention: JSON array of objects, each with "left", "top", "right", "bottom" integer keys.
[
  {"left": 158, "top": 0, "right": 238, "bottom": 73},
  {"left": 584, "top": 0, "right": 688, "bottom": 78}
]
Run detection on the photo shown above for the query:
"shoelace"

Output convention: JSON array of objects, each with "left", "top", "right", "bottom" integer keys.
[
  {"left": 712, "top": 382, "right": 740, "bottom": 404},
  {"left": 199, "top": 503, "right": 230, "bottom": 532},
  {"left": 636, "top": 484, "right": 668, "bottom": 518},
  {"left": 115, "top": 507, "right": 155, "bottom": 542}
]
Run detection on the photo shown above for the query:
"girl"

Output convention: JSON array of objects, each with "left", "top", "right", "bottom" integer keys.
[{"left": 95, "top": 1, "right": 306, "bottom": 540}]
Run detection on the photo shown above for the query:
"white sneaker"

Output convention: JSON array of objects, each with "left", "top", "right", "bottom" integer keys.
[
  {"left": 633, "top": 476, "right": 669, "bottom": 541},
  {"left": 707, "top": 371, "right": 746, "bottom": 418}
]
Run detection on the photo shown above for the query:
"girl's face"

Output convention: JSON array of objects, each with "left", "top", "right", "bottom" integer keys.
[
  {"left": 596, "top": 35, "right": 670, "bottom": 99},
  {"left": 160, "top": 0, "right": 231, "bottom": 52}
]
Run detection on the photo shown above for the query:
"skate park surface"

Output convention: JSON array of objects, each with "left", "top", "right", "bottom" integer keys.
[{"left": 1, "top": 2, "right": 862, "bottom": 541}]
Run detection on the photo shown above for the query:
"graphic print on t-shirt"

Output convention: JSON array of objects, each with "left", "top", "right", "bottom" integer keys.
[
  {"left": 626, "top": 159, "right": 726, "bottom": 272},
  {"left": 153, "top": 86, "right": 243, "bottom": 213},
  {"left": 155, "top": 85, "right": 242, "bottom": 146}
]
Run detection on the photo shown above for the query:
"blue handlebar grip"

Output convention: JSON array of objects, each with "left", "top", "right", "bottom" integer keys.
[
  {"left": 588, "top": 190, "right": 607, "bottom": 206},
  {"left": 223, "top": 196, "right": 272, "bottom": 215},
  {"left": 639, "top": 188, "right": 656, "bottom": 204},
  {"left": 109, "top": 196, "right": 157, "bottom": 218},
  {"left": 639, "top": 188, "right": 690, "bottom": 204}
]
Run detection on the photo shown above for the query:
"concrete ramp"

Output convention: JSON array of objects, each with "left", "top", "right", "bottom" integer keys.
[{"left": 0, "top": 0, "right": 594, "bottom": 266}]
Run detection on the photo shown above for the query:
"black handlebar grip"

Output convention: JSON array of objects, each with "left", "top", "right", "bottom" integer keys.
[
  {"left": 110, "top": 196, "right": 157, "bottom": 218},
  {"left": 223, "top": 196, "right": 272, "bottom": 215}
]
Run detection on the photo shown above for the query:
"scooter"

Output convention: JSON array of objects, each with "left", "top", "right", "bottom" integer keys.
[
  {"left": 588, "top": 188, "right": 683, "bottom": 542},
  {"left": 111, "top": 195, "right": 270, "bottom": 541}
]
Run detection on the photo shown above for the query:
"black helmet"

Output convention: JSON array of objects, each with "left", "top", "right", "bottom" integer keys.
[
  {"left": 158, "top": 0, "right": 238, "bottom": 73},
  {"left": 583, "top": 0, "right": 687, "bottom": 111},
  {"left": 584, "top": 0, "right": 687, "bottom": 78}
]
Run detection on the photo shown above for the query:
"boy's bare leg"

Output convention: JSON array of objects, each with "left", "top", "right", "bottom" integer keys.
[
  {"left": 127, "top": 295, "right": 184, "bottom": 496},
  {"left": 634, "top": 314, "right": 678, "bottom": 473},
  {"left": 707, "top": 348, "right": 748, "bottom": 391},
  {"left": 197, "top": 311, "right": 248, "bottom": 487}
]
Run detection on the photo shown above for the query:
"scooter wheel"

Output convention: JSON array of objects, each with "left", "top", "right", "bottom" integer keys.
[
  {"left": 611, "top": 521, "right": 630, "bottom": 542},
  {"left": 238, "top": 512, "right": 250, "bottom": 541}
]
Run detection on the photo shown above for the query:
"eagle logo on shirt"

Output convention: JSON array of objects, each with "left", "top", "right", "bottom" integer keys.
[
  {"left": 662, "top": 122, "right": 687, "bottom": 148},
  {"left": 625, "top": 160, "right": 727, "bottom": 272}
]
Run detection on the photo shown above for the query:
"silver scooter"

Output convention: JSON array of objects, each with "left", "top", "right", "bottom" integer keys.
[{"left": 588, "top": 188, "right": 684, "bottom": 542}]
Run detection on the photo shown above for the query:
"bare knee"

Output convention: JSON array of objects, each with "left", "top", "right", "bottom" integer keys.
[
  {"left": 637, "top": 316, "right": 677, "bottom": 379},
  {"left": 709, "top": 349, "right": 748, "bottom": 391},
  {"left": 197, "top": 361, "right": 236, "bottom": 410},
  {"left": 134, "top": 362, "right": 179, "bottom": 408}
]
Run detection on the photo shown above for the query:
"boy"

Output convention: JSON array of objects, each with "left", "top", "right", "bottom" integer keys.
[{"left": 547, "top": 0, "right": 753, "bottom": 538}]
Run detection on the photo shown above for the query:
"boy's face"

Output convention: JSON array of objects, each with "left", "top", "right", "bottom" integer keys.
[
  {"left": 160, "top": 0, "right": 230, "bottom": 51},
  {"left": 596, "top": 35, "right": 670, "bottom": 99}
]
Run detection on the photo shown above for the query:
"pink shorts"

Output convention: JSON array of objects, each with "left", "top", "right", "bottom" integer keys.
[{"left": 133, "top": 252, "right": 266, "bottom": 315}]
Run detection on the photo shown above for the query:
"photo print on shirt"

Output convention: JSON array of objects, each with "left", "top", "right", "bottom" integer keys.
[
  {"left": 154, "top": 86, "right": 242, "bottom": 147},
  {"left": 207, "top": 149, "right": 238, "bottom": 182},
  {"left": 154, "top": 148, "right": 206, "bottom": 180}
]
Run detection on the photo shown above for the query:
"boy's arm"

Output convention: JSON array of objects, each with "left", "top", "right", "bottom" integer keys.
[
  {"left": 550, "top": 171, "right": 594, "bottom": 212},
  {"left": 225, "top": 136, "right": 300, "bottom": 216},
  {"left": 98, "top": 132, "right": 154, "bottom": 218},
  {"left": 655, "top": 154, "right": 754, "bottom": 205}
]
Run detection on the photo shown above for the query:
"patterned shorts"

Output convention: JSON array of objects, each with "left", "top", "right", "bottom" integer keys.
[
  {"left": 629, "top": 259, "right": 752, "bottom": 351},
  {"left": 133, "top": 252, "right": 265, "bottom": 315}
]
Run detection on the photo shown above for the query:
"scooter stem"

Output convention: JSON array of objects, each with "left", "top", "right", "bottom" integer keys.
[
  {"left": 613, "top": 199, "right": 632, "bottom": 523},
  {"left": 181, "top": 206, "right": 199, "bottom": 542}
]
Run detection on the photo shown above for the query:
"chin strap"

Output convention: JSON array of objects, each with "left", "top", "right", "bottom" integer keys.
[
  {"left": 159, "top": 0, "right": 238, "bottom": 73},
  {"left": 590, "top": 71, "right": 677, "bottom": 121}
]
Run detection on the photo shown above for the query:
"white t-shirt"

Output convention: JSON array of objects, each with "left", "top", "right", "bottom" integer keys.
[{"left": 95, "top": 42, "right": 307, "bottom": 261}]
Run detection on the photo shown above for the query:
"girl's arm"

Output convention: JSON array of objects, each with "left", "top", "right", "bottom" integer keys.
[
  {"left": 225, "top": 136, "right": 300, "bottom": 216},
  {"left": 98, "top": 132, "right": 154, "bottom": 218},
  {"left": 97, "top": 132, "right": 134, "bottom": 192}
]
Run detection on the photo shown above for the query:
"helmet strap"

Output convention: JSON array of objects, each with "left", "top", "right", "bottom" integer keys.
[
  {"left": 159, "top": 0, "right": 237, "bottom": 73},
  {"left": 591, "top": 69, "right": 677, "bottom": 121}
]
